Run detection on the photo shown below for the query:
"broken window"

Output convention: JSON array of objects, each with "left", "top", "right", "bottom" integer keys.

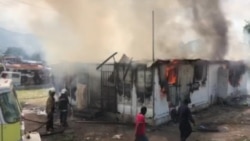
[
  {"left": 228, "top": 62, "right": 246, "bottom": 87},
  {"left": 193, "top": 61, "right": 208, "bottom": 86},
  {"left": 135, "top": 66, "right": 153, "bottom": 104},
  {"left": 158, "top": 62, "right": 179, "bottom": 103},
  {"left": 165, "top": 66, "right": 177, "bottom": 85},
  {"left": 159, "top": 61, "right": 179, "bottom": 86},
  {"left": 115, "top": 64, "right": 133, "bottom": 99},
  {"left": 158, "top": 64, "right": 167, "bottom": 87}
]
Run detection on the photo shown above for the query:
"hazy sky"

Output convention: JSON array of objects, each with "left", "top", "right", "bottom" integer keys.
[{"left": 0, "top": 0, "right": 249, "bottom": 35}]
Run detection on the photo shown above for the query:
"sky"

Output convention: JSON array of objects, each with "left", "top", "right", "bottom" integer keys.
[
  {"left": 0, "top": 0, "right": 250, "bottom": 63},
  {"left": 0, "top": 0, "right": 56, "bottom": 33},
  {"left": 1, "top": 0, "right": 249, "bottom": 36}
]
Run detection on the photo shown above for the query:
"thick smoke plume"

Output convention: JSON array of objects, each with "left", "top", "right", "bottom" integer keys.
[
  {"left": 182, "top": 0, "right": 229, "bottom": 60},
  {"left": 27, "top": 0, "right": 205, "bottom": 63},
  {"left": 26, "top": 0, "right": 229, "bottom": 64}
]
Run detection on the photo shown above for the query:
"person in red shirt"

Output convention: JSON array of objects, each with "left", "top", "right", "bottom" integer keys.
[{"left": 135, "top": 106, "right": 148, "bottom": 141}]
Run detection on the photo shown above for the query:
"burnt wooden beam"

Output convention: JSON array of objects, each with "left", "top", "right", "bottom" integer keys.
[
  {"left": 96, "top": 52, "right": 118, "bottom": 70},
  {"left": 123, "top": 58, "right": 133, "bottom": 81}
]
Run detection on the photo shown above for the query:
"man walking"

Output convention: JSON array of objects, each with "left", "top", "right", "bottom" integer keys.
[
  {"left": 178, "top": 99, "right": 195, "bottom": 141},
  {"left": 135, "top": 106, "right": 148, "bottom": 141},
  {"left": 46, "top": 88, "right": 56, "bottom": 133},
  {"left": 59, "top": 88, "right": 69, "bottom": 127}
]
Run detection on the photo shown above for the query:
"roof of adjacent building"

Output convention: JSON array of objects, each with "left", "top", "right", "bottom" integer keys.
[{"left": 5, "top": 63, "right": 44, "bottom": 70}]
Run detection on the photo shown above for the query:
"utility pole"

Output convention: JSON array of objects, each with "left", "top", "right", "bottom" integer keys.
[
  {"left": 152, "top": 10, "right": 156, "bottom": 126},
  {"left": 152, "top": 10, "right": 155, "bottom": 62}
]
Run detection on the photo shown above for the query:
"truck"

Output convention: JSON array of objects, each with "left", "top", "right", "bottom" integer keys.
[{"left": 0, "top": 79, "right": 41, "bottom": 141}]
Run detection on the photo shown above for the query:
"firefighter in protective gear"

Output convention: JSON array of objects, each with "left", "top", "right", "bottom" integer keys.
[
  {"left": 46, "top": 88, "right": 56, "bottom": 133},
  {"left": 59, "top": 88, "right": 69, "bottom": 127}
]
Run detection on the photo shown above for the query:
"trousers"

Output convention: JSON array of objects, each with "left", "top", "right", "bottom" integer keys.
[
  {"left": 179, "top": 122, "right": 192, "bottom": 141},
  {"left": 60, "top": 110, "right": 68, "bottom": 127},
  {"left": 135, "top": 135, "right": 148, "bottom": 141},
  {"left": 46, "top": 113, "right": 54, "bottom": 131}
]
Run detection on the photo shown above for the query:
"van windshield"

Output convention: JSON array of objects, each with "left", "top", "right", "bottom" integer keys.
[{"left": 0, "top": 92, "right": 20, "bottom": 123}]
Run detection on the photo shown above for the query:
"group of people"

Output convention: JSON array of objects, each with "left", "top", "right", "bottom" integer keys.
[
  {"left": 45, "top": 87, "right": 194, "bottom": 140},
  {"left": 45, "top": 88, "right": 69, "bottom": 133},
  {"left": 135, "top": 99, "right": 195, "bottom": 141}
]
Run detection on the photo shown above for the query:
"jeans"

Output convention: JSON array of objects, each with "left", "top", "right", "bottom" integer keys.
[{"left": 135, "top": 135, "right": 148, "bottom": 141}]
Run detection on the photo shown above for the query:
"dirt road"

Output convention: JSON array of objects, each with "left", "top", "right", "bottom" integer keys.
[{"left": 22, "top": 105, "right": 250, "bottom": 141}]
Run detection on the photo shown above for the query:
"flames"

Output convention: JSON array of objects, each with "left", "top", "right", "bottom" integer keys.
[
  {"left": 165, "top": 60, "right": 178, "bottom": 85},
  {"left": 160, "top": 60, "right": 179, "bottom": 99}
]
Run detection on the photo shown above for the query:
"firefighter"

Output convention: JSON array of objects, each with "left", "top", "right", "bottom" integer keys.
[
  {"left": 59, "top": 88, "right": 69, "bottom": 127},
  {"left": 46, "top": 88, "right": 56, "bottom": 133},
  {"left": 178, "top": 98, "right": 195, "bottom": 141}
]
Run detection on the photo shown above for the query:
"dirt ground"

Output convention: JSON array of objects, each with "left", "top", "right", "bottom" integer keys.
[
  {"left": 23, "top": 106, "right": 250, "bottom": 141},
  {"left": 19, "top": 89, "right": 250, "bottom": 141}
]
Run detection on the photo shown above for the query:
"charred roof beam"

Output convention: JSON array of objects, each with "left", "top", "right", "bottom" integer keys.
[{"left": 96, "top": 52, "right": 118, "bottom": 70}]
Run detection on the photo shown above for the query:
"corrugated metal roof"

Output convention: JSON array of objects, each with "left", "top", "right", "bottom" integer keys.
[{"left": 5, "top": 63, "right": 44, "bottom": 70}]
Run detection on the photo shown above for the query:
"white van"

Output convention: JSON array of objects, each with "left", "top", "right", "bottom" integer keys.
[{"left": 0, "top": 71, "right": 21, "bottom": 86}]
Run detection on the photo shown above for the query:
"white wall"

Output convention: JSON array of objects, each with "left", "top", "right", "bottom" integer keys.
[
  {"left": 117, "top": 83, "right": 153, "bottom": 123},
  {"left": 190, "top": 64, "right": 249, "bottom": 110},
  {"left": 153, "top": 64, "right": 223, "bottom": 125},
  {"left": 153, "top": 69, "right": 170, "bottom": 126},
  {"left": 152, "top": 65, "right": 219, "bottom": 125},
  {"left": 117, "top": 63, "right": 250, "bottom": 126},
  {"left": 190, "top": 64, "right": 220, "bottom": 110}
]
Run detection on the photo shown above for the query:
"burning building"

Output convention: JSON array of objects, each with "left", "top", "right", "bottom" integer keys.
[
  {"left": 95, "top": 56, "right": 249, "bottom": 125},
  {"left": 56, "top": 53, "right": 249, "bottom": 126}
]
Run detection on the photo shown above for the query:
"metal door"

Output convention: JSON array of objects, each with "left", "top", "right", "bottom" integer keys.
[
  {"left": 101, "top": 70, "right": 117, "bottom": 112},
  {"left": 178, "top": 64, "right": 194, "bottom": 103},
  {"left": 217, "top": 66, "right": 228, "bottom": 99}
]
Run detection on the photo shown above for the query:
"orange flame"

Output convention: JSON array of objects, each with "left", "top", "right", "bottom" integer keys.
[{"left": 165, "top": 60, "right": 178, "bottom": 85}]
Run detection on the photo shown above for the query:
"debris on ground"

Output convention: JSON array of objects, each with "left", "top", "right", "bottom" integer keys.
[
  {"left": 112, "top": 134, "right": 123, "bottom": 139},
  {"left": 23, "top": 95, "right": 250, "bottom": 141},
  {"left": 224, "top": 95, "right": 250, "bottom": 106},
  {"left": 195, "top": 123, "right": 220, "bottom": 132}
]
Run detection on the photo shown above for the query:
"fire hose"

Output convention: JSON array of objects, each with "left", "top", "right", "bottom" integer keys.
[{"left": 22, "top": 116, "right": 65, "bottom": 137}]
